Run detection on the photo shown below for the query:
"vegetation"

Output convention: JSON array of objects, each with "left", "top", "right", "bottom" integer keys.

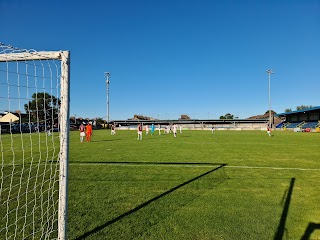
[
  {"left": 219, "top": 113, "right": 236, "bottom": 119},
  {"left": 284, "top": 105, "right": 315, "bottom": 113},
  {"left": 296, "top": 105, "right": 314, "bottom": 110},
  {"left": 95, "top": 117, "right": 105, "bottom": 125},
  {"left": 24, "top": 92, "right": 60, "bottom": 122}
]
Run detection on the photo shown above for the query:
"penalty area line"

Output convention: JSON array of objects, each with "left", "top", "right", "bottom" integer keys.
[{"left": 69, "top": 162, "right": 223, "bottom": 168}]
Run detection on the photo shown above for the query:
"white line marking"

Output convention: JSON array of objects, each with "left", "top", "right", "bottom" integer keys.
[
  {"left": 68, "top": 162, "right": 320, "bottom": 171},
  {"left": 69, "top": 163, "right": 217, "bottom": 168}
]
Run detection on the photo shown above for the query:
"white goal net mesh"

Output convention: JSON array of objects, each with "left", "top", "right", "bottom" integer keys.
[{"left": 0, "top": 43, "right": 70, "bottom": 240}]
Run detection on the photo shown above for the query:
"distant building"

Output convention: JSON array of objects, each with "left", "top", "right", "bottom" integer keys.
[
  {"left": 247, "top": 110, "right": 282, "bottom": 126},
  {"left": 179, "top": 114, "right": 191, "bottom": 120},
  {"left": 130, "top": 114, "right": 154, "bottom": 120},
  {"left": 0, "top": 112, "right": 19, "bottom": 123}
]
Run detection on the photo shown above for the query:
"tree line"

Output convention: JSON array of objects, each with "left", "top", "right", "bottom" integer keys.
[
  {"left": 284, "top": 105, "right": 315, "bottom": 113},
  {"left": 20, "top": 92, "right": 316, "bottom": 123}
]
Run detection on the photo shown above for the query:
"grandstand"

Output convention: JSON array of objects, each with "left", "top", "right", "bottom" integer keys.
[
  {"left": 110, "top": 118, "right": 268, "bottom": 131},
  {"left": 108, "top": 107, "right": 320, "bottom": 132},
  {"left": 276, "top": 106, "right": 320, "bottom": 132}
]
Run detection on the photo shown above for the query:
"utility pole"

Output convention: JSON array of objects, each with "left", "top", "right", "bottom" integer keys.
[
  {"left": 266, "top": 69, "right": 274, "bottom": 127},
  {"left": 104, "top": 72, "right": 111, "bottom": 127}
]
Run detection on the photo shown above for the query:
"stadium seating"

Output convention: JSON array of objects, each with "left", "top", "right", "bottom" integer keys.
[
  {"left": 285, "top": 122, "right": 302, "bottom": 128},
  {"left": 278, "top": 121, "right": 319, "bottom": 130},
  {"left": 276, "top": 122, "right": 285, "bottom": 128},
  {"left": 301, "top": 122, "right": 318, "bottom": 129}
]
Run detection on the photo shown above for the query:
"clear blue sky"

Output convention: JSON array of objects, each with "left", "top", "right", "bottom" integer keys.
[{"left": 1, "top": 0, "right": 319, "bottom": 120}]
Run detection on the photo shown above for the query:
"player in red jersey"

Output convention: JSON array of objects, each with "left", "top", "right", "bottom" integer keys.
[
  {"left": 79, "top": 123, "right": 85, "bottom": 143},
  {"left": 137, "top": 124, "right": 143, "bottom": 140},
  {"left": 267, "top": 125, "right": 271, "bottom": 137}
]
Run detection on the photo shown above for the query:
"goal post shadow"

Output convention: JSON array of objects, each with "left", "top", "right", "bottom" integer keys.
[
  {"left": 301, "top": 222, "right": 320, "bottom": 240},
  {"left": 274, "top": 178, "right": 295, "bottom": 240},
  {"left": 74, "top": 162, "right": 228, "bottom": 240}
]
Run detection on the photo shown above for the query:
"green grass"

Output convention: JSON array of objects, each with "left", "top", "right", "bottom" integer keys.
[
  {"left": 67, "top": 130, "right": 320, "bottom": 240},
  {"left": 1, "top": 130, "right": 320, "bottom": 239},
  {"left": 0, "top": 132, "right": 60, "bottom": 240}
]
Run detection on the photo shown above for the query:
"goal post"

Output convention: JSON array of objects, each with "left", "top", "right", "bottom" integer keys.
[
  {"left": 0, "top": 43, "right": 70, "bottom": 240},
  {"left": 58, "top": 50, "right": 70, "bottom": 240}
]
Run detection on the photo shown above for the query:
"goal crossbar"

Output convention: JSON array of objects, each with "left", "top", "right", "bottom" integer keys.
[{"left": 0, "top": 51, "right": 67, "bottom": 62}]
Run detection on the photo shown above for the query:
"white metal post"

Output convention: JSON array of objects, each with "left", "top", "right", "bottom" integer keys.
[
  {"left": 58, "top": 51, "right": 70, "bottom": 240},
  {"left": 266, "top": 69, "right": 274, "bottom": 128},
  {"left": 105, "top": 72, "right": 111, "bottom": 127}
]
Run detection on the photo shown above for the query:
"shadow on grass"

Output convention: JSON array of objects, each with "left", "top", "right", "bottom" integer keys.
[
  {"left": 90, "top": 139, "right": 122, "bottom": 142},
  {"left": 301, "top": 222, "right": 320, "bottom": 240},
  {"left": 274, "top": 178, "right": 295, "bottom": 240},
  {"left": 74, "top": 163, "right": 227, "bottom": 240},
  {"left": 177, "top": 135, "right": 191, "bottom": 138}
]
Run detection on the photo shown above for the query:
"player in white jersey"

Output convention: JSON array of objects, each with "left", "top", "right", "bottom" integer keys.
[
  {"left": 173, "top": 124, "right": 177, "bottom": 137},
  {"left": 166, "top": 125, "right": 170, "bottom": 134},
  {"left": 111, "top": 124, "right": 116, "bottom": 135}
]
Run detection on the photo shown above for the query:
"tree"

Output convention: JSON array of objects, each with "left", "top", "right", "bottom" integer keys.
[
  {"left": 220, "top": 113, "right": 234, "bottom": 119},
  {"left": 285, "top": 108, "right": 292, "bottom": 113},
  {"left": 24, "top": 92, "right": 60, "bottom": 123},
  {"left": 296, "top": 105, "right": 314, "bottom": 111},
  {"left": 95, "top": 117, "right": 105, "bottom": 125}
]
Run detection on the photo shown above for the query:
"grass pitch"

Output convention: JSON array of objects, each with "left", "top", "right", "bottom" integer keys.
[{"left": 67, "top": 129, "right": 320, "bottom": 239}]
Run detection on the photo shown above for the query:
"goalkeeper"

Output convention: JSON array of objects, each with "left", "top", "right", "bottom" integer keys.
[{"left": 86, "top": 122, "right": 93, "bottom": 142}]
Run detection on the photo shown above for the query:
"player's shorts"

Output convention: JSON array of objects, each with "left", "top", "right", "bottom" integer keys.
[{"left": 80, "top": 132, "right": 85, "bottom": 137}]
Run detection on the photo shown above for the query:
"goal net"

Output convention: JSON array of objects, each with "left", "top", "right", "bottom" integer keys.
[{"left": 0, "top": 43, "right": 70, "bottom": 240}]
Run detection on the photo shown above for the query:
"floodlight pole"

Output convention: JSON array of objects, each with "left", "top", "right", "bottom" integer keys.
[
  {"left": 105, "top": 72, "right": 111, "bottom": 127},
  {"left": 266, "top": 69, "right": 274, "bottom": 128}
]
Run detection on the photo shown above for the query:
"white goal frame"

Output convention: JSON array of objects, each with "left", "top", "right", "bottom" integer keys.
[{"left": 0, "top": 49, "right": 70, "bottom": 240}]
